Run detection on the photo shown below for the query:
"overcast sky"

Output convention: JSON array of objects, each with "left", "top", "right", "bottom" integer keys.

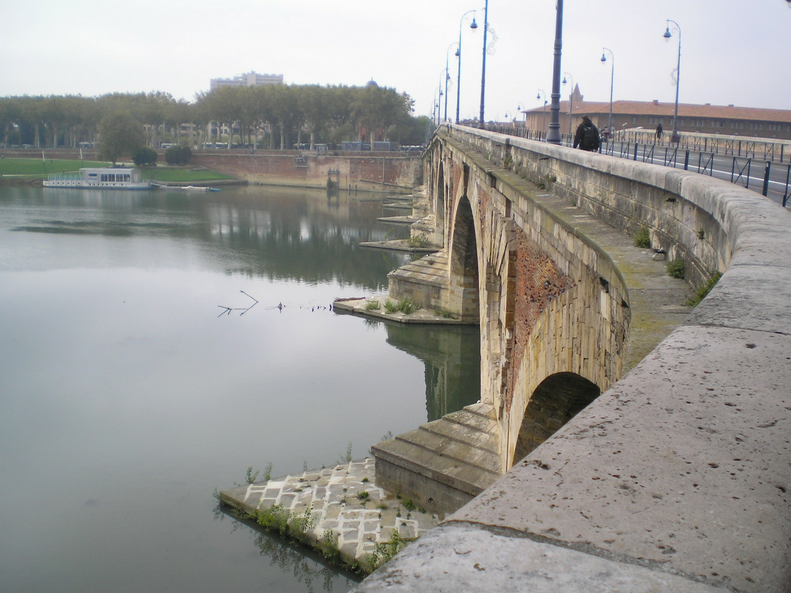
[{"left": 1, "top": 0, "right": 789, "bottom": 121}]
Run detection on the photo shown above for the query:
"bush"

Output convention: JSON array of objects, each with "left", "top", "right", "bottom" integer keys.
[
  {"left": 634, "top": 225, "right": 651, "bottom": 248},
  {"left": 667, "top": 258, "right": 685, "bottom": 279},
  {"left": 132, "top": 146, "right": 158, "bottom": 167},
  {"left": 164, "top": 145, "right": 192, "bottom": 166}
]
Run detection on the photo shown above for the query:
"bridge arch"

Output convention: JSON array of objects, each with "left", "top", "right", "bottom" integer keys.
[
  {"left": 512, "top": 372, "right": 600, "bottom": 465},
  {"left": 448, "top": 195, "right": 480, "bottom": 323}
]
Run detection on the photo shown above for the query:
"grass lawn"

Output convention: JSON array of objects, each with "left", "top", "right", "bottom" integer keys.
[
  {"left": 0, "top": 158, "right": 233, "bottom": 182},
  {"left": 141, "top": 168, "right": 234, "bottom": 182},
  {"left": 0, "top": 158, "right": 110, "bottom": 177}
]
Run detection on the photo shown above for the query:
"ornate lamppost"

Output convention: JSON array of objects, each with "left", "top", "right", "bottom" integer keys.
[
  {"left": 546, "top": 0, "right": 564, "bottom": 145},
  {"left": 601, "top": 47, "right": 614, "bottom": 140},
  {"left": 455, "top": 10, "right": 478, "bottom": 124},
  {"left": 663, "top": 20, "right": 682, "bottom": 143},
  {"left": 536, "top": 89, "right": 547, "bottom": 137},
  {"left": 478, "top": 0, "right": 490, "bottom": 129}
]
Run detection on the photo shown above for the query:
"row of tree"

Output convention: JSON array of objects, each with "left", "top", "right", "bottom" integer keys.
[{"left": 0, "top": 85, "right": 432, "bottom": 154}]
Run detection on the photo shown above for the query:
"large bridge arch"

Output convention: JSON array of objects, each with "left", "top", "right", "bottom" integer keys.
[
  {"left": 512, "top": 372, "right": 600, "bottom": 465},
  {"left": 447, "top": 195, "right": 480, "bottom": 323}
]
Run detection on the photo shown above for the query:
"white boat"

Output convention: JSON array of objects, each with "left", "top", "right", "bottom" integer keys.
[{"left": 43, "top": 167, "right": 151, "bottom": 190}]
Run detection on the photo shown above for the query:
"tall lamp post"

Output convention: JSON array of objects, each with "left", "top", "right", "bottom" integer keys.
[
  {"left": 601, "top": 47, "right": 614, "bottom": 140},
  {"left": 546, "top": 0, "right": 564, "bottom": 145},
  {"left": 562, "top": 72, "right": 574, "bottom": 139},
  {"left": 663, "top": 20, "right": 682, "bottom": 143},
  {"left": 444, "top": 43, "right": 458, "bottom": 122},
  {"left": 455, "top": 10, "right": 478, "bottom": 124},
  {"left": 536, "top": 89, "right": 547, "bottom": 137},
  {"left": 478, "top": 0, "right": 490, "bottom": 129}
]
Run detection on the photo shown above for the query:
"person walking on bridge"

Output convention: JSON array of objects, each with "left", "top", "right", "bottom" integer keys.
[
  {"left": 656, "top": 122, "right": 664, "bottom": 142},
  {"left": 573, "top": 115, "right": 600, "bottom": 152}
]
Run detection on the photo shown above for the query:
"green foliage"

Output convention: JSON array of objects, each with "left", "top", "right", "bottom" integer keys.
[
  {"left": 357, "top": 491, "right": 370, "bottom": 500},
  {"left": 256, "top": 503, "right": 292, "bottom": 537},
  {"left": 98, "top": 111, "right": 144, "bottom": 165},
  {"left": 0, "top": 158, "right": 109, "bottom": 177},
  {"left": 164, "top": 145, "right": 192, "bottom": 166},
  {"left": 318, "top": 529, "right": 341, "bottom": 562},
  {"left": 686, "top": 271, "right": 722, "bottom": 306},
  {"left": 367, "top": 529, "right": 406, "bottom": 571},
  {"left": 264, "top": 461, "right": 273, "bottom": 481},
  {"left": 245, "top": 467, "right": 260, "bottom": 484},
  {"left": 433, "top": 308, "right": 456, "bottom": 319},
  {"left": 132, "top": 146, "right": 157, "bottom": 167},
  {"left": 503, "top": 154, "right": 513, "bottom": 169},
  {"left": 634, "top": 225, "right": 651, "bottom": 248},
  {"left": 384, "top": 298, "right": 419, "bottom": 315},
  {"left": 406, "top": 234, "right": 429, "bottom": 248},
  {"left": 401, "top": 498, "right": 416, "bottom": 512},
  {"left": 338, "top": 442, "right": 353, "bottom": 464},
  {"left": 365, "top": 300, "right": 381, "bottom": 311},
  {"left": 667, "top": 258, "right": 685, "bottom": 279}
]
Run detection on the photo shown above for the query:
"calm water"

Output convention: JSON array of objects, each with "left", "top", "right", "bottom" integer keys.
[{"left": 0, "top": 185, "right": 480, "bottom": 593}]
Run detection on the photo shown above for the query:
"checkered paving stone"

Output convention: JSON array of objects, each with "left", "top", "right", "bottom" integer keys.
[{"left": 223, "top": 458, "right": 439, "bottom": 570}]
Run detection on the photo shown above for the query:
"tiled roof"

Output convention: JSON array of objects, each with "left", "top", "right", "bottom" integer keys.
[{"left": 523, "top": 99, "right": 791, "bottom": 123}]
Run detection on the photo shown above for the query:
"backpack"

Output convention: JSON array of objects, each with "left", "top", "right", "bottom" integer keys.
[{"left": 583, "top": 124, "right": 599, "bottom": 150}]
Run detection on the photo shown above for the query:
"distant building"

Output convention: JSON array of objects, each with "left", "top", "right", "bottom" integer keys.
[
  {"left": 522, "top": 85, "right": 791, "bottom": 140},
  {"left": 210, "top": 72, "right": 284, "bottom": 91}
]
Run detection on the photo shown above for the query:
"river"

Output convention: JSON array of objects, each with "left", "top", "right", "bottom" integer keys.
[{"left": 0, "top": 184, "right": 480, "bottom": 593}]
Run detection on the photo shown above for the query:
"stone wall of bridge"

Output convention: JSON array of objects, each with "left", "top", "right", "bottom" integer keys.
[
  {"left": 425, "top": 131, "right": 631, "bottom": 468},
  {"left": 357, "top": 126, "right": 791, "bottom": 593}
]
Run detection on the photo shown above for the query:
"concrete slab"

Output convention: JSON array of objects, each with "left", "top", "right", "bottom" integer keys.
[{"left": 352, "top": 524, "right": 725, "bottom": 593}]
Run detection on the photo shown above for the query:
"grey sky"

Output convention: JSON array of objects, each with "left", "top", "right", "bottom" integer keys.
[{"left": 1, "top": 0, "right": 789, "bottom": 121}]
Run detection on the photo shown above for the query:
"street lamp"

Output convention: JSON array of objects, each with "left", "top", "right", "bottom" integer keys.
[
  {"left": 562, "top": 72, "right": 574, "bottom": 139},
  {"left": 478, "top": 0, "right": 490, "bottom": 129},
  {"left": 456, "top": 10, "right": 478, "bottom": 124},
  {"left": 444, "top": 43, "right": 458, "bottom": 122},
  {"left": 536, "top": 89, "right": 547, "bottom": 137},
  {"left": 546, "top": 0, "right": 564, "bottom": 145},
  {"left": 663, "top": 19, "right": 682, "bottom": 143},
  {"left": 601, "top": 47, "right": 614, "bottom": 140}
]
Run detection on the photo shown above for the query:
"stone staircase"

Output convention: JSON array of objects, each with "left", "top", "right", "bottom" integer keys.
[
  {"left": 387, "top": 251, "right": 450, "bottom": 312},
  {"left": 372, "top": 402, "right": 503, "bottom": 517}
]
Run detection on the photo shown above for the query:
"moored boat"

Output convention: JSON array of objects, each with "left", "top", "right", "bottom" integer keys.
[{"left": 43, "top": 167, "right": 151, "bottom": 190}]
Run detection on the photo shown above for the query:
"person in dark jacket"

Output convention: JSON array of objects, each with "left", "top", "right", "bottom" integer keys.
[{"left": 573, "top": 115, "right": 600, "bottom": 152}]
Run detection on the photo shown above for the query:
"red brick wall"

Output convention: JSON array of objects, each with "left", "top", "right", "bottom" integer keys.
[{"left": 191, "top": 150, "right": 421, "bottom": 191}]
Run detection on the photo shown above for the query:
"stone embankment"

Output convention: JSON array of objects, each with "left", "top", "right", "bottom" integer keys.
[{"left": 220, "top": 459, "right": 438, "bottom": 573}]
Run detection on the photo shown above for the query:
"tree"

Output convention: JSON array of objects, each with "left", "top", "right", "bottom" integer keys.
[
  {"left": 98, "top": 111, "right": 144, "bottom": 165},
  {"left": 132, "top": 146, "right": 158, "bottom": 166},
  {"left": 164, "top": 145, "right": 192, "bottom": 165}
]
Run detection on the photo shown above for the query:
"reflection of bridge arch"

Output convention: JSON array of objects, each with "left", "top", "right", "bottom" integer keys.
[{"left": 512, "top": 372, "right": 600, "bottom": 465}]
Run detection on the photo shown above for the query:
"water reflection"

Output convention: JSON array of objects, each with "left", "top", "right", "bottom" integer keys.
[
  {"left": 0, "top": 185, "right": 480, "bottom": 593},
  {"left": 215, "top": 507, "right": 360, "bottom": 593}
]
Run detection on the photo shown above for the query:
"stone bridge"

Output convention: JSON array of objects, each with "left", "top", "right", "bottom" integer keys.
[{"left": 363, "top": 125, "right": 791, "bottom": 592}]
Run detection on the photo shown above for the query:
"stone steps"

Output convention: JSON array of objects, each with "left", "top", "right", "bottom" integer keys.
[
  {"left": 388, "top": 251, "right": 449, "bottom": 288},
  {"left": 372, "top": 403, "right": 503, "bottom": 517}
]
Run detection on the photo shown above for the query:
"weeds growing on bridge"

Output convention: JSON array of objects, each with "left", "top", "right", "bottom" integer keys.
[
  {"left": 406, "top": 234, "right": 429, "bottom": 248},
  {"left": 634, "top": 225, "right": 651, "bottom": 248},
  {"left": 385, "top": 298, "right": 420, "bottom": 315},
  {"left": 667, "top": 258, "right": 685, "bottom": 279},
  {"left": 686, "top": 271, "right": 722, "bottom": 306}
]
